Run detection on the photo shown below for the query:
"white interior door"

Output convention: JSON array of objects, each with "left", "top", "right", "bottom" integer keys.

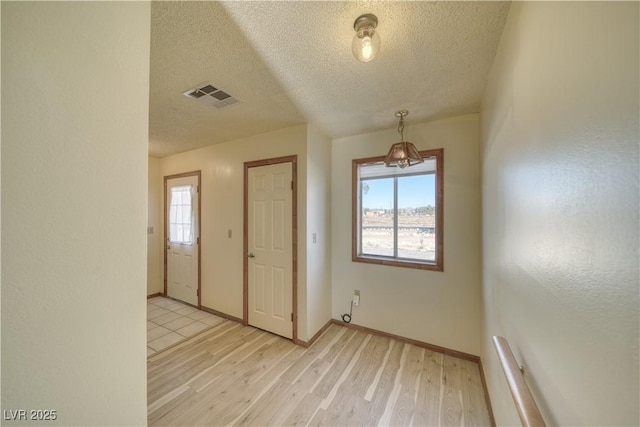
[
  {"left": 248, "top": 162, "right": 293, "bottom": 338},
  {"left": 166, "top": 175, "right": 199, "bottom": 306}
]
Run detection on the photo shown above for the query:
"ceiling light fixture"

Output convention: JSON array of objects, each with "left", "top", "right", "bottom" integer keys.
[
  {"left": 384, "top": 110, "right": 424, "bottom": 169},
  {"left": 352, "top": 14, "right": 380, "bottom": 63}
]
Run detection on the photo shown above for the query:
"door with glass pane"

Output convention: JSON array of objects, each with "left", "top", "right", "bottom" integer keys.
[{"left": 165, "top": 172, "right": 200, "bottom": 306}]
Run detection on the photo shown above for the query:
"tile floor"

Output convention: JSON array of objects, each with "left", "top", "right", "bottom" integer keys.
[{"left": 147, "top": 296, "right": 225, "bottom": 357}]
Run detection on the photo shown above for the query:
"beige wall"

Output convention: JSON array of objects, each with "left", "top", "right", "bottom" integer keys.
[
  {"left": 481, "top": 2, "right": 639, "bottom": 425},
  {"left": 305, "top": 126, "right": 333, "bottom": 339},
  {"left": 148, "top": 156, "right": 163, "bottom": 295},
  {"left": 1, "top": 2, "right": 150, "bottom": 425},
  {"left": 155, "top": 124, "right": 334, "bottom": 341},
  {"left": 331, "top": 114, "right": 483, "bottom": 356},
  {"left": 159, "top": 125, "right": 312, "bottom": 337}
]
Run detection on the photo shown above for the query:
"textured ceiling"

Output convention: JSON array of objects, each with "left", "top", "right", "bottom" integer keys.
[{"left": 149, "top": 1, "right": 510, "bottom": 157}]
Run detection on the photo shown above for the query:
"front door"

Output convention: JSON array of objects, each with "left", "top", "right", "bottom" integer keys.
[
  {"left": 247, "top": 161, "right": 293, "bottom": 338},
  {"left": 165, "top": 173, "right": 200, "bottom": 306}
]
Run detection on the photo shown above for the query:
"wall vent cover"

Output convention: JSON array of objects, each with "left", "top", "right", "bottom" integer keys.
[{"left": 182, "top": 82, "right": 240, "bottom": 108}]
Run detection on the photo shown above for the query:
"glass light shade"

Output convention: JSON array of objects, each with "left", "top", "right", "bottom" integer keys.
[
  {"left": 352, "top": 27, "right": 381, "bottom": 63},
  {"left": 384, "top": 141, "right": 424, "bottom": 169}
]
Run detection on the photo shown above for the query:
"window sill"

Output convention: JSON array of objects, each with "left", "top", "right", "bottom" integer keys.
[{"left": 352, "top": 254, "right": 443, "bottom": 272}]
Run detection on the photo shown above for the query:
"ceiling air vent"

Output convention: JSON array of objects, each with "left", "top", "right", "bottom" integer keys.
[{"left": 182, "top": 82, "right": 240, "bottom": 109}]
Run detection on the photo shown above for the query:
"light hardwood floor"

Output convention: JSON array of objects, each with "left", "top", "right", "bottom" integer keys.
[{"left": 148, "top": 321, "right": 492, "bottom": 426}]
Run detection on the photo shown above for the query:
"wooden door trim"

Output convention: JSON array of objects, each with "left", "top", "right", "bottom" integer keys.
[
  {"left": 243, "top": 155, "right": 298, "bottom": 343},
  {"left": 163, "top": 170, "right": 202, "bottom": 308}
]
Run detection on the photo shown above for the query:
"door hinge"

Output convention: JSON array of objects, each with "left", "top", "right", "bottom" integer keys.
[
  {"left": 197, "top": 185, "right": 200, "bottom": 193},
  {"left": 291, "top": 313, "right": 293, "bottom": 322},
  {"left": 291, "top": 181, "right": 293, "bottom": 190},
  {"left": 197, "top": 237, "right": 200, "bottom": 245}
]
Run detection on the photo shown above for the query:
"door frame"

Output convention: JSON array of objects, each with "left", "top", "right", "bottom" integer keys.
[
  {"left": 163, "top": 170, "right": 202, "bottom": 308},
  {"left": 243, "top": 155, "right": 298, "bottom": 343}
]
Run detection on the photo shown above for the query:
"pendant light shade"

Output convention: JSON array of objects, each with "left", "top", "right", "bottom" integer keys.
[
  {"left": 384, "top": 141, "right": 424, "bottom": 169},
  {"left": 384, "top": 111, "right": 424, "bottom": 168}
]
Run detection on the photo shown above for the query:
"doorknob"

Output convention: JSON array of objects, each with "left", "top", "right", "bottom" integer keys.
[{"left": 247, "top": 253, "right": 255, "bottom": 258}]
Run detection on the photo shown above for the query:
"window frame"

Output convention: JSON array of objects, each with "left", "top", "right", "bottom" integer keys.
[{"left": 352, "top": 148, "right": 444, "bottom": 271}]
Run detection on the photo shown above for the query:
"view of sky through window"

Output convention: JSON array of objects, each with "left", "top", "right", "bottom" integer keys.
[{"left": 362, "top": 174, "right": 436, "bottom": 209}]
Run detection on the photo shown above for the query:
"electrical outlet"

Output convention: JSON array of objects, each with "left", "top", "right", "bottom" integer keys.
[{"left": 353, "top": 289, "right": 360, "bottom": 306}]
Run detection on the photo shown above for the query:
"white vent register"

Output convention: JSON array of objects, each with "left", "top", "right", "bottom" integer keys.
[{"left": 182, "top": 82, "right": 240, "bottom": 109}]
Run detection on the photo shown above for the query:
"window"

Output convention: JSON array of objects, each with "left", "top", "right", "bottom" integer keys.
[
  {"left": 352, "top": 149, "right": 443, "bottom": 271},
  {"left": 169, "top": 185, "right": 194, "bottom": 244}
]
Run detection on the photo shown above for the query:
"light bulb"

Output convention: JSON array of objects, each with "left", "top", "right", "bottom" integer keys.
[
  {"left": 352, "top": 14, "right": 381, "bottom": 63},
  {"left": 361, "top": 36, "right": 373, "bottom": 60}
]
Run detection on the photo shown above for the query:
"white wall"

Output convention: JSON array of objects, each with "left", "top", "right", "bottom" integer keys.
[
  {"left": 148, "top": 156, "right": 163, "bottom": 295},
  {"left": 305, "top": 126, "right": 333, "bottom": 339},
  {"left": 1, "top": 2, "right": 150, "bottom": 425},
  {"left": 481, "top": 2, "right": 639, "bottom": 425},
  {"left": 159, "top": 125, "right": 310, "bottom": 335},
  {"left": 331, "top": 114, "right": 483, "bottom": 356}
]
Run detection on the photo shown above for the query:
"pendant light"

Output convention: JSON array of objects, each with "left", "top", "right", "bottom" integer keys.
[
  {"left": 384, "top": 110, "right": 424, "bottom": 169},
  {"left": 352, "top": 14, "right": 381, "bottom": 63}
]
